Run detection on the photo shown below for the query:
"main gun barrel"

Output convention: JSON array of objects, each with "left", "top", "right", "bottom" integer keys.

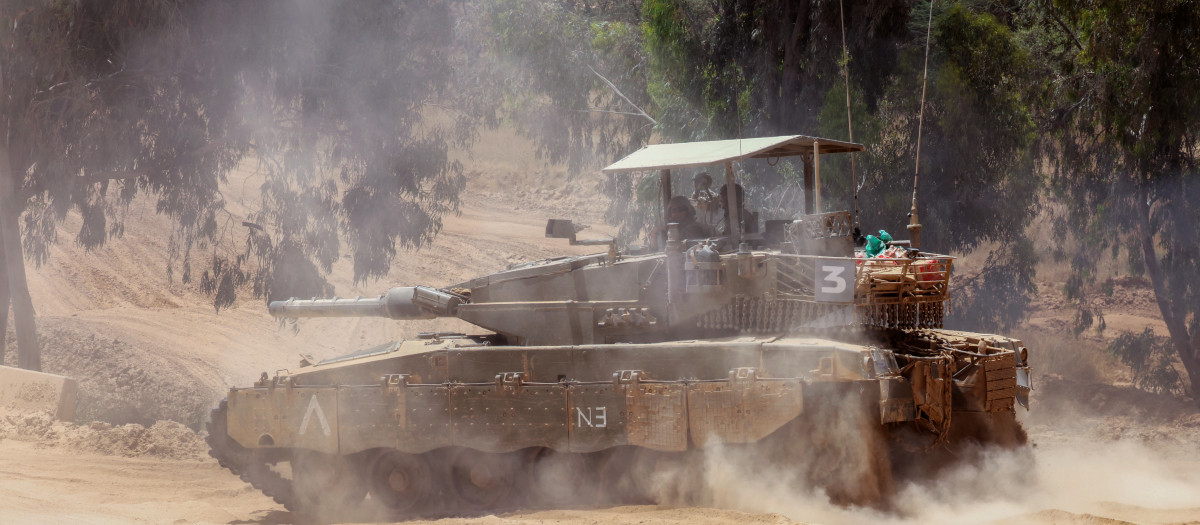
[{"left": 268, "top": 286, "right": 462, "bottom": 320}]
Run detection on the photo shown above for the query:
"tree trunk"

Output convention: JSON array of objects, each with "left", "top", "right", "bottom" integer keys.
[
  {"left": 0, "top": 146, "right": 39, "bottom": 371},
  {"left": 777, "top": 0, "right": 811, "bottom": 130},
  {"left": 1137, "top": 188, "right": 1198, "bottom": 399},
  {"left": 1180, "top": 348, "right": 1200, "bottom": 400},
  {"left": 0, "top": 240, "right": 8, "bottom": 367}
]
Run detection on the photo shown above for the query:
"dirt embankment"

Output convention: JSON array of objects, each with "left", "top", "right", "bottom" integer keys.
[{"left": 0, "top": 409, "right": 206, "bottom": 460}]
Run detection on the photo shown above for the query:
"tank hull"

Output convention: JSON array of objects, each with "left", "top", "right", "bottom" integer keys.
[{"left": 207, "top": 328, "right": 1029, "bottom": 517}]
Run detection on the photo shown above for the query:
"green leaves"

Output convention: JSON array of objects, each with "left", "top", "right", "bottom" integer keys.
[
  {"left": 1109, "top": 328, "right": 1185, "bottom": 395},
  {"left": 3, "top": 0, "right": 479, "bottom": 310},
  {"left": 1025, "top": 0, "right": 1200, "bottom": 396},
  {"left": 477, "top": 0, "right": 653, "bottom": 171}
]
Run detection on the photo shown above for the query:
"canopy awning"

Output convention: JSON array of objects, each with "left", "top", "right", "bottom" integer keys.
[{"left": 601, "top": 135, "right": 863, "bottom": 173}]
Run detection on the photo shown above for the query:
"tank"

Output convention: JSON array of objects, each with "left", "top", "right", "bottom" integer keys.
[{"left": 206, "top": 135, "right": 1033, "bottom": 519}]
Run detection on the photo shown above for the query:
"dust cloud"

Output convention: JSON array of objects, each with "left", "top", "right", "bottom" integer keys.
[{"left": 683, "top": 411, "right": 1200, "bottom": 525}]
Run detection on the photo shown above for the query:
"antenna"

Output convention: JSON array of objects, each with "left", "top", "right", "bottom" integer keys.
[
  {"left": 910, "top": 0, "right": 934, "bottom": 250},
  {"left": 839, "top": 0, "right": 860, "bottom": 235}
]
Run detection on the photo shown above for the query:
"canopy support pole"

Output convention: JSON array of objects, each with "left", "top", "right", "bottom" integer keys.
[
  {"left": 659, "top": 169, "right": 672, "bottom": 228},
  {"left": 813, "top": 140, "right": 822, "bottom": 214},
  {"left": 803, "top": 155, "right": 814, "bottom": 214},
  {"left": 724, "top": 162, "right": 741, "bottom": 247}
]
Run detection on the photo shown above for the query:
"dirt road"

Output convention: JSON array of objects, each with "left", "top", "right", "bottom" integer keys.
[
  {"left": 3, "top": 150, "right": 1200, "bottom": 524},
  {"left": 3, "top": 411, "right": 1199, "bottom": 525}
]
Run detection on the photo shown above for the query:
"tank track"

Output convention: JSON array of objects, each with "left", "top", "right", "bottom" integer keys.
[
  {"left": 204, "top": 399, "right": 517, "bottom": 520},
  {"left": 205, "top": 399, "right": 300, "bottom": 512}
]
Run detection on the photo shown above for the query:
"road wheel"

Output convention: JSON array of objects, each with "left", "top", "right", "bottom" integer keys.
[
  {"left": 447, "top": 448, "right": 519, "bottom": 510},
  {"left": 368, "top": 450, "right": 433, "bottom": 515},
  {"left": 525, "top": 447, "right": 590, "bottom": 506},
  {"left": 595, "top": 446, "right": 643, "bottom": 504},
  {"left": 626, "top": 448, "right": 707, "bottom": 505},
  {"left": 291, "top": 449, "right": 367, "bottom": 515}
]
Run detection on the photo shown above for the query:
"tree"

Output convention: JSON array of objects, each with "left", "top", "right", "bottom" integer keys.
[
  {"left": 641, "top": 0, "right": 912, "bottom": 140},
  {"left": 0, "top": 0, "right": 479, "bottom": 369},
  {"left": 1023, "top": 0, "right": 1200, "bottom": 398},
  {"left": 483, "top": 0, "right": 1041, "bottom": 330},
  {"left": 470, "top": 0, "right": 658, "bottom": 239}
]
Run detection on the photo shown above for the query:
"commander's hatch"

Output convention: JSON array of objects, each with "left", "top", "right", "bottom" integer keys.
[{"left": 600, "top": 135, "right": 864, "bottom": 248}]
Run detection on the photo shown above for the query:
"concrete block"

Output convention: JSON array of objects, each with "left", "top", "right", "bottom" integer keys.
[{"left": 0, "top": 365, "right": 78, "bottom": 421}]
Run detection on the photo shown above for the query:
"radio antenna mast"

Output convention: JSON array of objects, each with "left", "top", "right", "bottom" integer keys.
[
  {"left": 909, "top": 0, "right": 935, "bottom": 250},
  {"left": 839, "top": 0, "right": 860, "bottom": 237}
]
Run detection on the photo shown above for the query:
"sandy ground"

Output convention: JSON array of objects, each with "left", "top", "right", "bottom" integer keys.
[{"left": 2, "top": 130, "right": 1200, "bottom": 524}]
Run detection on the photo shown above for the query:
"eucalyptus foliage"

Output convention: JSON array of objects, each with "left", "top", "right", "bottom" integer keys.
[
  {"left": 1024, "top": 0, "right": 1200, "bottom": 396},
  {"left": 1, "top": 0, "right": 479, "bottom": 367}
]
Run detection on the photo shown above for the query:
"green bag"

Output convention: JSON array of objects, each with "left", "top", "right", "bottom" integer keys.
[{"left": 865, "top": 235, "right": 885, "bottom": 257}]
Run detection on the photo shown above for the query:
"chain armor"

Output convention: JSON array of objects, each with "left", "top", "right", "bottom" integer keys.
[{"left": 696, "top": 295, "right": 944, "bottom": 332}]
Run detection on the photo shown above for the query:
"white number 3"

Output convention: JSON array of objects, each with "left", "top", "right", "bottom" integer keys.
[
  {"left": 820, "top": 265, "right": 847, "bottom": 294},
  {"left": 815, "top": 260, "right": 855, "bottom": 303}
]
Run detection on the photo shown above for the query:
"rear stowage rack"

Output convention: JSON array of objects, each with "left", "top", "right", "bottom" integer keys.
[{"left": 855, "top": 255, "right": 952, "bottom": 329}]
